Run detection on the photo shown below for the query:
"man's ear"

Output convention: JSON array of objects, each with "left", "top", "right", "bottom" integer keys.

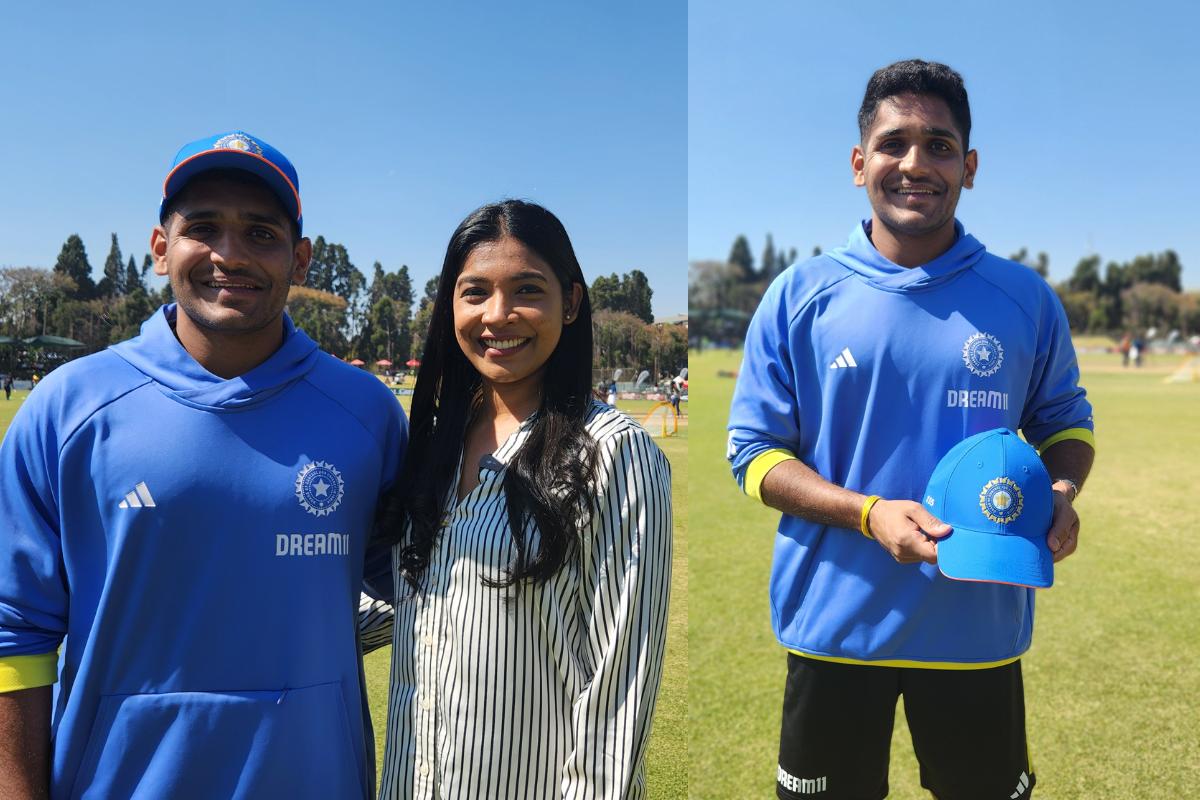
[
  {"left": 290, "top": 237, "right": 313, "bottom": 285},
  {"left": 150, "top": 225, "right": 169, "bottom": 276},
  {"left": 963, "top": 149, "right": 978, "bottom": 189},
  {"left": 851, "top": 145, "right": 866, "bottom": 187}
]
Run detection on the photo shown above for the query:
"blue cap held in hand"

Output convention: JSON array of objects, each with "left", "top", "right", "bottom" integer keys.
[
  {"left": 160, "top": 131, "right": 302, "bottom": 234},
  {"left": 924, "top": 428, "right": 1054, "bottom": 589}
]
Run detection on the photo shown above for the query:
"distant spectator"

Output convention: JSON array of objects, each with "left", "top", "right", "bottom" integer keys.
[
  {"left": 607, "top": 380, "right": 617, "bottom": 407},
  {"left": 3, "top": 374, "right": 12, "bottom": 401},
  {"left": 1132, "top": 334, "right": 1145, "bottom": 368},
  {"left": 1119, "top": 332, "right": 1132, "bottom": 367},
  {"left": 669, "top": 388, "right": 680, "bottom": 416}
]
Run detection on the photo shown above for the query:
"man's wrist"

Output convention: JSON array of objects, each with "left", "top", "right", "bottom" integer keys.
[
  {"left": 1052, "top": 478, "right": 1079, "bottom": 502},
  {"left": 860, "top": 495, "right": 882, "bottom": 539}
]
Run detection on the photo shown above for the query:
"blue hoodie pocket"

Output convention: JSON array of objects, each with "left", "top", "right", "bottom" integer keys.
[{"left": 70, "top": 681, "right": 365, "bottom": 800}]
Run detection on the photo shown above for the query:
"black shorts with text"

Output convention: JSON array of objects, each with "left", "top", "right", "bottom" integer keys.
[{"left": 777, "top": 653, "right": 1035, "bottom": 800}]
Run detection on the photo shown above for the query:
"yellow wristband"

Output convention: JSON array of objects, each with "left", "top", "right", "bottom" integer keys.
[{"left": 860, "top": 495, "right": 882, "bottom": 539}]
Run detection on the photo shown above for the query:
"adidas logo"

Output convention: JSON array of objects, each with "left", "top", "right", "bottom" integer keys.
[
  {"left": 1010, "top": 770, "right": 1031, "bottom": 798},
  {"left": 829, "top": 347, "right": 858, "bottom": 369},
  {"left": 118, "top": 482, "right": 157, "bottom": 509}
]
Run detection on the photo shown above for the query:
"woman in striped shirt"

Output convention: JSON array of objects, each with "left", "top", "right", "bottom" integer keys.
[{"left": 367, "top": 200, "right": 672, "bottom": 799}]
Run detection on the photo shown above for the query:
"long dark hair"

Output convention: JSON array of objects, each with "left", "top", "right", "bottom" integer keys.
[{"left": 380, "top": 200, "right": 598, "bottom": 592}]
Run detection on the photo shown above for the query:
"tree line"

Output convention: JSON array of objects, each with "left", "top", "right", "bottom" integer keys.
[
  {"left": 690, "top": 233, "right": 1198, "bottom": 343},
  {"left": 0, "top": 234, "right": 684, "bottom": 380}
]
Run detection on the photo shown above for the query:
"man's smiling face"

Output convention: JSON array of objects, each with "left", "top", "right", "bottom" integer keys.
[
  {"left": 152, "top": 171, "right": 310, "bottom": 336},
  {"left": 852, "top": 92, "right": 977, "bottom": 244}
]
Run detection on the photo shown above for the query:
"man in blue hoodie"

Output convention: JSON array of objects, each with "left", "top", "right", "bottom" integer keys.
[
  {"left": 728, "top": 62, "right": 1095, "bottom": 799},
  {"left": 0, "top": 132, "right": 406, "bottom": 798}
]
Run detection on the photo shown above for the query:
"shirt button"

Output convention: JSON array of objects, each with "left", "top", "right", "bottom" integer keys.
[
  {"left": 422, "top": 634, "right": 433, "bottom": 647},
  {"left": 440, "top": 513, "right": 451, "bottom": 527},
  {"left": 419, "top": 762, "right": 430, "bottom": 776}
]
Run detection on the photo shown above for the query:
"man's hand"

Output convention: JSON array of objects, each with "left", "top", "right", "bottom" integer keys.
[
  {"left": 867, "top": 500, "right": 951, "bottom": 565},
  {"left": 1047, "top": 487, "right": 1080, "bottom": 563},
  {"left": 1040, "top": 440, "right": 1092, "bottom": 564}
]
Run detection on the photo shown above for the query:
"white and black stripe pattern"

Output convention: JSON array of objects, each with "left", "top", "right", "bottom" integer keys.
[
  {"left": 367, "top": 400, "right": 672, "bottom": 799},
  {"left": 359, "top": 593, "right": 394, "bottom": 654}
]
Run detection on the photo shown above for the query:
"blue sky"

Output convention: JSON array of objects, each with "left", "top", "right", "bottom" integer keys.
[
  {"left": 690, "top": 0, "right": 1200, "bottom": 288},
  {"left": 0, "top": 2, "right": 686, "bottom": 318}
]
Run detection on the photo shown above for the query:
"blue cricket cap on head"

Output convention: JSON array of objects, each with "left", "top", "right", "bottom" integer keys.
[
  {"left": 160, "top": 131, "right": 302, "bottom": 234},
  {"left": 924, "top": 428, "right": 1055, "bottom": 589}
]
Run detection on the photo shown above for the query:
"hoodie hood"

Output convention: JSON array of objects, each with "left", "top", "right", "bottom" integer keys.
[
  {"left": 826, "top": 219, "right": 986, "bottom": 292},
  {"left": 110, "top": 304, "right": 321, "bottom": 410}
]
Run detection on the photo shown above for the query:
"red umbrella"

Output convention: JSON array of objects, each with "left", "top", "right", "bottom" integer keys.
[
  {"left": 376, "top": 359, "right": 393, "bottom": 367},
  {"left": 349, "top": 359, "right": 365, "bottom": 366},
  {"left": 405, "top": 359, "right": 421, "bottom": 368}
]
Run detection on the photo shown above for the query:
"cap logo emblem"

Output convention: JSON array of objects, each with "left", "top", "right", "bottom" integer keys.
[
  {"left": 213, "top": 133, "right": 263, "bottom": 155},
  {"left": 295, "top": 461, "right": 345, "bottom": 517},
  {"left": 962, "top": 332, "right": 1004, "bottom": 377},
  {"left": 980, "top": 477, "right": 1023, "bottom": 523}
]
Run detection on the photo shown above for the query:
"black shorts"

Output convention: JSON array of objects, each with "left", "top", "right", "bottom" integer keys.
[{"left": 777, "top": 653, "right": 1034, "bottom": 800}]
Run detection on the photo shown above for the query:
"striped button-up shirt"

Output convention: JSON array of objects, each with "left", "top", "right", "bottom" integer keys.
[{"left": 362, "top": 401, "right": 672, "bottom": 800}]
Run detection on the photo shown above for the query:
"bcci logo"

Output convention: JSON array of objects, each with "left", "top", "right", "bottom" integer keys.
[
  {"left": 295, "top": 461, "right": 345, "bottom": 517},
  {"left": 979, "top": 477, "right": 1023, "bottom": 524},
  {"left": 214, "top": 133, "right": 263, "bottom": 155},
  {"left": 962, "top": 332, "right": 1004, "bottom": 378}
]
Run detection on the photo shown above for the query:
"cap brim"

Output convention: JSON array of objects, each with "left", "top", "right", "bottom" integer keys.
[
  {"left": 161, "top": 150, "right": 302, "bottom": 226},
  {"left": 937, "top": 527, "right": 1054, "bottom": 589}
]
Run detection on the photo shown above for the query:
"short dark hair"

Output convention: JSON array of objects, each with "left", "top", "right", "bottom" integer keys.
[
  {"left": 858, "top": 60, "right": 972, "bottom": 151},
  {"left": 160, "top": 168, "right": 301, "bottom": 242}
]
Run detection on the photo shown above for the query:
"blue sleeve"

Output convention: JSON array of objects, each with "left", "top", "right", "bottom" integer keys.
[
  {"left": 381, "top": 394, "right": 408, "bottom": 495},
  {"left": 362, "top": 394, "right": 407, "bottom": 603},
  {"left": 361, "top": 541, "right": 394, "bottom": 603},
  {"left": 0, "top": 389, "right": 68, "bottom": 659},
  {"left": 727, "top": 276, "right": 802, "bottom": 490},
  {"left": 1019, "top": 285, "right": 1094, "bottom": 446}
]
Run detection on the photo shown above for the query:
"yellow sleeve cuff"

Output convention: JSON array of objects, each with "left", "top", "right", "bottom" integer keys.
[
  {"left": 745, "top": 448, "right": 798, "bottom": 503},
  {"left": 1036, "top": 427, "right": 1096, "bottom": 453},
  {"left": 0, "top": 653, "right": 58, "bottom": 693}
]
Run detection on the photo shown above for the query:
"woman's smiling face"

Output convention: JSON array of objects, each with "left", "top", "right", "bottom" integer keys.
[{"left": 453, "top": 236, "right": 581, "bottom": 392}]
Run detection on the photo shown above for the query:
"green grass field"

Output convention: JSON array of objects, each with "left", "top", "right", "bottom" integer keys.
[
  {"left": 0, "top": 391, "right": 687, "bottom": 798},
  {"left": 689, "top": 348, "right": 1200, "bottom": 798}
]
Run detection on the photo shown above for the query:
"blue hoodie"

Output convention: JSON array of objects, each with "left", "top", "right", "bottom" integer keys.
[
  {"left": 0, "top": 305, "right": 406, "bottom": 798},
  {"left": 728, "top": 221, "right": 1093, "bottom": 667}
]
